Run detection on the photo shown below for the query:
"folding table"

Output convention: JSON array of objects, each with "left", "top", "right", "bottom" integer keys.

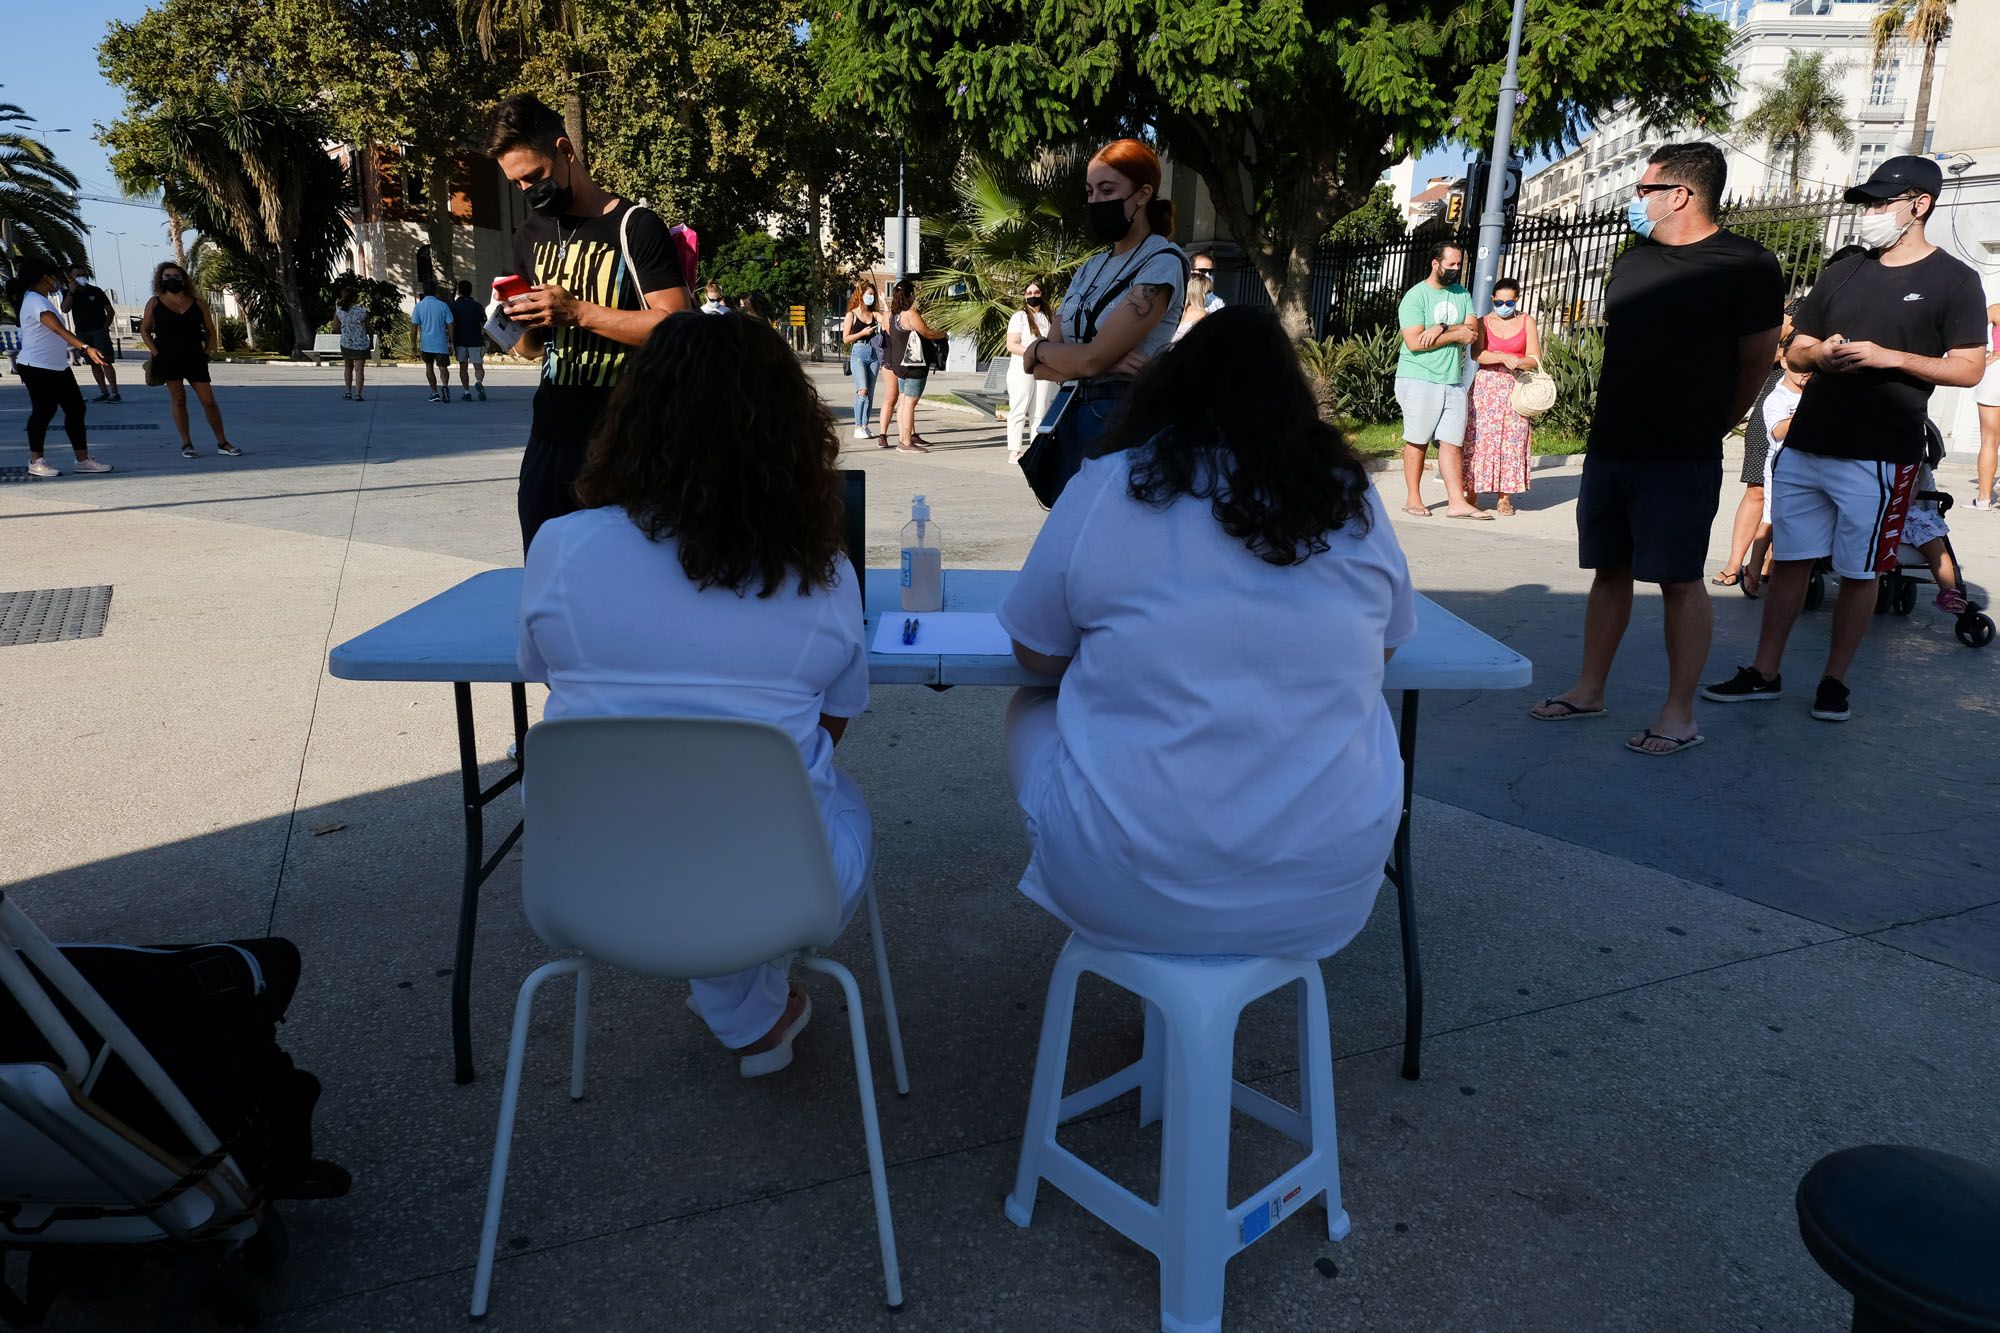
[{"left": 329, "top": 567, "right": 1531, "bottom": 1084}]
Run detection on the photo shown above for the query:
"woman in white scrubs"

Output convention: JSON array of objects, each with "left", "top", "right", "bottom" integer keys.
[
  {"left": 519, "top": 312, "right": 870, "bottom": 1076},
  {"left": 998, "top": 306, "right": 1417, "bottom": 959}
]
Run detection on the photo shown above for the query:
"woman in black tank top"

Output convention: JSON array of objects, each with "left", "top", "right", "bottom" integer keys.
[
  {"left": 882, "top": 278, "right": 945, "bottom": 454},
  {"left": 139, "top": 261, "right": 240, "bottom": 458}
]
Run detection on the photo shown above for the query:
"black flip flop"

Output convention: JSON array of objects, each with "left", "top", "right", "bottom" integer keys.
[
  {"left": 1625, "top": 729, "right": 1706, "bottom": 756},
  {"left": 1711, "top": 570, "right": 1740, "bottom": 587},
  {"left": 1531, "top": 698, "right": 1607, "bottom": 721}
]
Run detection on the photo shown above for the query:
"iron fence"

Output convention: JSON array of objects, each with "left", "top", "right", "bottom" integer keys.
[{"left": 1218, "top": 189, "right": 1858, "bottom": 344}]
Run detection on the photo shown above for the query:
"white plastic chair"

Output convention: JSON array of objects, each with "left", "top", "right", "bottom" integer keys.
[
  {"left": 0, "top": 893, "right": 263, "bottom": 1320},
  {"left": 470, "top": 716, "right": 908, "bottom": 1318},
  {"left": 1005, "top": 936, "right": 1348, "bottom": 1333}
]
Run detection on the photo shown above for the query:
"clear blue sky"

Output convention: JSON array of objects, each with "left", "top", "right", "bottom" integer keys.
[
  {"left": 9, "top": 0, "right": 175, "bottom": 308},
  {"left": 11, "top": 0, "right": 1561, "bottom": 306}
]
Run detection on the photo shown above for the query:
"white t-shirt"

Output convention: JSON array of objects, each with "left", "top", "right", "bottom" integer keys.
[
  {"left": 1007, "top": 307, "right": 1051, "bottom": 352},
  {"left": 1761, "top": 378, "right": 1805, "bottom": 488},
  {"left": 518, "top": 505, "right": 870, "bottom": 829},
  {"left": 998, "top": 451, "right": 1419, "bottom": 958},
  {"left": 16, "top": 290, "right": 72, "bottom": 371},
  {"left": 1061, "top": 234, "right": 1187, "bottom": 369}
]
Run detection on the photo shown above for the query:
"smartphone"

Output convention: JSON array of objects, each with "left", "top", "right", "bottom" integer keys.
[{"left": 492, "top": 274, "right": 531, "bottom": 304}]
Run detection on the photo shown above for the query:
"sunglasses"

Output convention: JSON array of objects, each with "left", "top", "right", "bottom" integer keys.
[
  {"left": 1863, "top": 192, "right": 1920, "bottom": 214},
  {"left": 1633, "top": 182, "right": 1687, "bottom": 197}
]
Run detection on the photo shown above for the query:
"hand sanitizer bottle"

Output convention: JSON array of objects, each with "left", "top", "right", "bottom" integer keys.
[{"left": 900, "top": 494, "right": 942, "bottom": 612}]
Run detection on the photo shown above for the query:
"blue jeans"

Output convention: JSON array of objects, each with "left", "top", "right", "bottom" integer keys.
[
  {"left": 850, "top": 343, "right": 881, "bottom": 428},
  {"left": 1049, "top": 392, "right": 1120, "bottom": 501}
]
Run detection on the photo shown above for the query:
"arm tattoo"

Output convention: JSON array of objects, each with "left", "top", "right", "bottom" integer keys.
[{"left": 1124, "top": 283, "right": 1174, "bottom": 320}]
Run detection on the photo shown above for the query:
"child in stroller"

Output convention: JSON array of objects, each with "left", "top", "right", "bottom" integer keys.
[{"left": 1864, "top": 422, "right": 1995, "bottom": 648}]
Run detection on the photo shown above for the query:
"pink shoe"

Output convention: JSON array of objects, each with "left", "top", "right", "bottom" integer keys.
[{"left": 1935, "top": 587, "right": 1969, "bottom": 614}]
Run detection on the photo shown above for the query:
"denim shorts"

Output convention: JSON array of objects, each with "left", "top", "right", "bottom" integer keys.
[{"left": 1395, "top": 376, "right": 1468, "bottom": 447}]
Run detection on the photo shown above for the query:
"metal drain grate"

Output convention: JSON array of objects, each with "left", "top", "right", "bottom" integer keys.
[
  {"left": 88, "top": 423, "right": 162, "bottom": 431},
  {"left": 0, "top": 586, "right": 114, "bottom": 647},
  {"left": 0, "top": 467, "right": 27, "bottom": 484}
]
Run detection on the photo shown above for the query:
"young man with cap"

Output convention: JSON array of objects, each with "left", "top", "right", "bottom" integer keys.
[
  {"left": 1704, "top": 156, "right": 1988, "bottom": 722},
  {"left": 60, "top": 265, "right": 121, "bottom": 403}
]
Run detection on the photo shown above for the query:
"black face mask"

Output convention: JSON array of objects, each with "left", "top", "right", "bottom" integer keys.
[
  {"left": 1438, "top": 267, "right": 1462, "bottom": 285},
  {"left": 1025, "top": 296, "right": 1043, "bottom": 308},
  {"left": 161, "top": 276, "right": 187, "bottom": 294},
  {"left": 525, "top": 157, "right": 574, "bottom": 219},
  {"left": 1087, "top": 195, "right": 1137, "bottom": 244}
]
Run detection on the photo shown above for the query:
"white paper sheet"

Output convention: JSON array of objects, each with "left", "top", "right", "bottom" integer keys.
[{"left": 870, "top": 611, "right": 1013, "bottom": 656}]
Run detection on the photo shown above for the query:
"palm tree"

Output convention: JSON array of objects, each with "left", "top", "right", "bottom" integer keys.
[
  {"left": 1737, "top": 51, "right": 1854, "bottom": 195},
  {"left": 917, "top": 153, "right": 1096, "bottom": 358},
  {"left": 0, "top": 104, "right": 87, "bottom": 285},
  {"left": 112, "top": 81, "right": 350, "bottom": 349},
  {"left": 1871, "top": 0, "right": 1953, "bottom": 155}
]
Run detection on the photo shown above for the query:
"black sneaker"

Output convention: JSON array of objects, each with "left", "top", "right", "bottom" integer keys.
[
  {"left": 1702, "top": 666, "right": 1782, "bottom": 703},
  {"left": 1811, "top": 676, "right": 1851, "bottom": 722}
]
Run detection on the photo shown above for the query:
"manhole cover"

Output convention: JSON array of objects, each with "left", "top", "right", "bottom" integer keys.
[{"left": 0, "top": 586, "right": 114, "bottom": 647}]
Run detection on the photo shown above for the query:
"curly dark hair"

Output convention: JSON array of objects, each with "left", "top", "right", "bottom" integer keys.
[
  {"left": 1107, "top": 305, "right": 1373, "bottom": 565},
  {"left": 573, "top": 312, "right": 847, "bottom": 597}
]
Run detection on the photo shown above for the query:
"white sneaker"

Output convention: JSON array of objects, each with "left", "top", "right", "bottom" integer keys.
[
  {"left": 854, "top": 426, "right": 872, "bottom": 440},
  {"left": 73, "top": 458, "right": 112, "bottom": 474},
  {"left": 26, "top": 458, "right": 60, "bottom": 478}
]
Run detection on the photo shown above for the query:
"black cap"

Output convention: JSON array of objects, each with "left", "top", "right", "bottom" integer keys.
[{"left": 1844, "top": 154, "right": 1943, "bottom": 204}]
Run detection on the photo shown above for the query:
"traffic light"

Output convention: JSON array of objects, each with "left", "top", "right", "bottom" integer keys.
[{"left": 1445, "top": 191, "right": 1465, "bottom": 226}]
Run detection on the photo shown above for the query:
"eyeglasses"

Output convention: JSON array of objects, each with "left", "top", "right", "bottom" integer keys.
[
  {"left": 1863, "top": 192, "right": 1919, "bottom": 214},
  {"left": 1634, "top": 182, "right": 1686, "bottom": 197}
]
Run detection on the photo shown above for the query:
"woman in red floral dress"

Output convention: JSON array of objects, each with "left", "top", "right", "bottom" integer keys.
[{"left": 1462, "top": 277, "right": 1540, "bottom": 516}]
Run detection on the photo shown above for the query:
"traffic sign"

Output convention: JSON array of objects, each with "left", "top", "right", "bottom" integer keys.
[{"left": 788, "top": 305, "right": 806, "bottom": 327}]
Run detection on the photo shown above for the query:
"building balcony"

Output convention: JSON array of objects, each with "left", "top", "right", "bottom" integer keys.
[{"left": 1860, "top": 101, "right": 1907, "bottom": 123}]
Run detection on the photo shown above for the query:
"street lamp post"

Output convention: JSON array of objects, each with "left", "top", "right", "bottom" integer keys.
[
  {"left": 1471, "top": 0, "right": 1528, "bottom": 316},
  {"left": 104, "top": 231, "right": 132, "bottom": 314}
]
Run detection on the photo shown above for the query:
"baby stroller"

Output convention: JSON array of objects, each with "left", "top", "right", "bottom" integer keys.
[{"left": 1802, "top": 423, "right": 1995, "bottom": 649}]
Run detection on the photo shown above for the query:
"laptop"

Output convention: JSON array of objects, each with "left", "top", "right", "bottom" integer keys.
[{"left": 840, "top": 469, "right": 867, "bottom": 621}]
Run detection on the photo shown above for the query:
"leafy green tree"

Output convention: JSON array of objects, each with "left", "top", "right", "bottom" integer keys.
[
  {"left": 1736, "top": 50, "right": 1852, "bottom": 194},
  {"left": 103, "top": 81, "right": 351, "bottom": 349},
  {"left": 809, "top": 0, "right": 1735, "bottom": 336},
  {"left": 0, "top": 104, "right": 87, "bottom": 282},
  {"left": 1325, "top": 184, "right": 1405, "bottom": 246},
  {"left": 1872, "top": 0, "right": 1952, "bottom": 156},
  {"left": 705, "top": 230, "right": 816, "bottom": 314}
]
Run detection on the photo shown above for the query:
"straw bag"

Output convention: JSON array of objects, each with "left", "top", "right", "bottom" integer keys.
[{"left": 1509, "top": 368, "right": 1556, "bottom": 420}]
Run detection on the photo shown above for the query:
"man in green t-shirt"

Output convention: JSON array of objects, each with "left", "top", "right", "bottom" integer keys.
[{"left": 1395, "top": 243, "right": 1485, "bottom": 518}]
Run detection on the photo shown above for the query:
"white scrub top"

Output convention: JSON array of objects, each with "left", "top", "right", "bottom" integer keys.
[{"left": 999, "top": 450, "right": 1417, "bottom": 958}]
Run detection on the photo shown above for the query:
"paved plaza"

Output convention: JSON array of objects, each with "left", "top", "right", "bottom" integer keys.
[{"left": 3, "top": 357, "right": 1997, "bottom": 1330}]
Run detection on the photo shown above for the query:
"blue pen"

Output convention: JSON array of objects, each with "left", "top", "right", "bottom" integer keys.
[{"left": 902, "top": 617, "right": 918, "bottom": 646}]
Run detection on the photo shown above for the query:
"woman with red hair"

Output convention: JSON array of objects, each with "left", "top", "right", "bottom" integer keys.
[{"left": 1020, "top": 137, "right": 1187, "bottom": 500}]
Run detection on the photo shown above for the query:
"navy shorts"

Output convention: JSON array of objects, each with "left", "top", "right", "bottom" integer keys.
[{"left": 1576, "top": 454, "right": 1723, "bottom": 586}]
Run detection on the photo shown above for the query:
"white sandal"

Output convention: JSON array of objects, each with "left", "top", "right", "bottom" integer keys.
[{"left": 737, "top": 989, "right": 811, "bottom": 1079}]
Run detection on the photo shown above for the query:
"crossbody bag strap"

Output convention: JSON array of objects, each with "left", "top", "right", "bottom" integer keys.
[{"left": 1081, "top": 238, "right": 1189, "bottom": 342}]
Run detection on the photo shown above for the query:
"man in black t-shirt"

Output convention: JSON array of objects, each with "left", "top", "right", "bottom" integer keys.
[
  {"left": 484, "top": 94, "right": 691, "bottom": 551},
  {"left": 1531, "top": 144, "right": 1783, "bottom": 757},
  {"left": 1705, "top": 156, "right": 1987, "bottom": 723},
  {"left": 449, "top": 280, "right": 489, "bottom": 402},
  {"left": 60, "top": 264, "right": 122, "bottom": 403}
]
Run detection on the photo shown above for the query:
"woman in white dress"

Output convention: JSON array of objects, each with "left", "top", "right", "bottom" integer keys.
[
  {"left": 519, "top": 311, "right": 871, "bottom": 1076},
  {"left": 1005, "top": 278, "right": 1055, "bottom": 463},
  {"left": 998, "top": 305, "right": 1417, "bottom": 958}
]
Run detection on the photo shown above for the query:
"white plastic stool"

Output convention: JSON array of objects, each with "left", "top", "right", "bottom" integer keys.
[{"left": 1004, "top": 936, "right": 1349, "bottom": 1333}]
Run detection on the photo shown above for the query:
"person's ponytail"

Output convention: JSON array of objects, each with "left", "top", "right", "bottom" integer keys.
[{"left": 1144, "top": 197, "right": 1176, "bottom": 241}]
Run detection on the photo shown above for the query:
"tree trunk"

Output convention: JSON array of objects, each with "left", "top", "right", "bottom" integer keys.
[
  {"left": 805, "top": 173, "right": 827, "bottom": 361},
  {"left": 1908, "top": 39, "right": 1938, "bottom": 154},
  {"left": 1250, "top": 232, "right": 1320, "bottom": 341},
  {"left": 425, "top": 156, "right": 455, "bottom": 285},
  {"left": 562, "top": 87, "right": 588, "bottom": 165}
]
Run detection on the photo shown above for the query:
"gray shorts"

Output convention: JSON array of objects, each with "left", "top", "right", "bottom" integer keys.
[
  {"left": 455, "top": 344, "right": 484, "bottom": 364},
  {"left": 1396, "top": 376, "right": 1468, "bottom": 447},
  {"left": 1769, "top": 450, "right": 1918, "bottom": 580}
]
